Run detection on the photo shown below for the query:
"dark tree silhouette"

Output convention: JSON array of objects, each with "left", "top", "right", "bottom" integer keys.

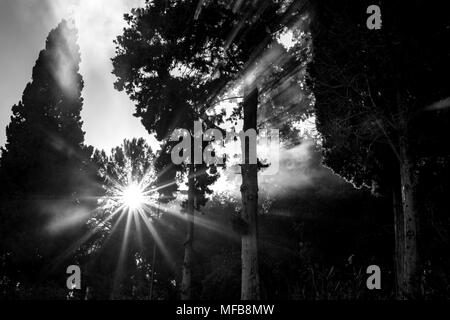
[
  {"left": 0, "top": 20, "right": 92, "bottom": 296},
  {"left": 307, "top": 0, "right": 450, "bottom": 298},
  {"left": 112, "top": 1, "right": 224, "bottom": 298}
]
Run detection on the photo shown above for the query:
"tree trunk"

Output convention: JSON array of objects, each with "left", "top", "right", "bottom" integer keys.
[
  {"left": 149, "top": 197, "right": 160, "bottom": 300},
  {"left": 149, "top": 240, "right": 157, "bottom": 300},
  {"left": 181, "top": 164, "right": 195, "bottom": 300},
  {"left": 392, "top": 184, "right": 405, "bottom": 299},
  {"left": 398, "top": 132, "right": 421, "bottom": 299},
  {"left": 240, "top": 83, "right": 260, "bottom": 300}
]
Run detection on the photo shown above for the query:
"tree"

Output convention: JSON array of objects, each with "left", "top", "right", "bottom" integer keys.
[
  {"left": 307, "top": 0, "right": 450, "bottom": 298},
  {"left": 113, "top": 0, "right": 311, "bottom": 299},
  {"left": 112, "top": 1, "right": 224, "bottom": 298},
  {"left": 80, "top": 138, "right": 175, "bottom": 299},
  {"left": 0, "top": 20, "right": 91, "bottom": 294}
]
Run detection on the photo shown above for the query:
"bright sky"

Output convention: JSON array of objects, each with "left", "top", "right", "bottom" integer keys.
[
  {"left": 0, "top": 0, "right": 321, "bottom": 198},
  {"left": 0, "top": 0, "right": 157, "bottom": 152}
]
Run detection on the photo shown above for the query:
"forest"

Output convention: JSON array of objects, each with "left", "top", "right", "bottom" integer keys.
[{"left": 0, "top": 0, "right": 449, "bottom": 301}]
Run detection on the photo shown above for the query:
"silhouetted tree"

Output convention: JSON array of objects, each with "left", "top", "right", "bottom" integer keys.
[
  {"left": 112, "top": 1, "right": 225, "bottom": 299},
  {"left": 113, "top": 0, "right": 311, "bottom": 299},
  {"left": 79, "top": 138, "right": 180, "bottom": 299},
  {"left": 308, "top": 0, "right": 450, "bottom": 298},
  {"left": 0, "top": 20, "right": 92, "bottom": 296}
]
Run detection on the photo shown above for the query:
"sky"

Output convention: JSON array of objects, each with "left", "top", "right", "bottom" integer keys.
[
  {"left": 0, "top": 0, "right": 322, "bottom": 195},
  {"left": 0, "top": 0, "right": 157, "bottom": 152}
]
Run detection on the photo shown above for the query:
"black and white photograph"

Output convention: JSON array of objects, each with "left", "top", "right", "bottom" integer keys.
[{"left": 0, "top": 0, "right": 449, "bottom": 313}]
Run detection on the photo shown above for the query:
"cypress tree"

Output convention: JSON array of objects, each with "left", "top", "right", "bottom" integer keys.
[{"left": 0, "top": 20, "right": 89, "bottom": 290}]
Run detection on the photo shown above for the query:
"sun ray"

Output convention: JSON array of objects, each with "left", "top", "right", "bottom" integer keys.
[
  {"left": 112, "top": 206, "right": 134, "bottom": 298},
  {"left": 133, "top": 210, "right": 144, "bottom": 250},
  {"left": 46, "top": 204, "right": 125, "bottom": 272},
  {"left": 159, "top": 204, "right": 239, "bottom": 241},
  {"left": 138, "top": 210, "right": 175, "bottom": 267}
]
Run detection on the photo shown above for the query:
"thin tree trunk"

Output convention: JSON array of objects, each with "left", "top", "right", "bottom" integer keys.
[
  {"left": 393, "top": 88, "right": 422, "bottom": 299},
  {"left": 392, "top": 184, "right": 405, "bottom": 299},
  {"left": 240, "top": 83, "right": 260, "bottom": 300},
  {"left": 181, "top": 163, "right": 195, "bottom": 300},
  {"left": 398, "top": 132, "right": 421, "bottom": 298},
  {"left": 84, "top": 286, "right": 92, "bottom": 300},
  {"left": 149, "top": 197, "right": 160, "bottom": 300},
  {"left": 149, "top": 241, "right": 157, "bottom": 300}
]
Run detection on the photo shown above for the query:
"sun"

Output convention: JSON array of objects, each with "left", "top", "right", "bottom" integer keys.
[{"left": 120, "top": 183, "right": 146, "bottom": 211}]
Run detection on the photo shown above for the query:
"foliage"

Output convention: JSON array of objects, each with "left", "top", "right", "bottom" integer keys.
[
  {"left": 307, "top": 0, "right": 450, "bottom": 190},
  {"left": 0, "top": 20, "right": 92, "bottom": 295}
]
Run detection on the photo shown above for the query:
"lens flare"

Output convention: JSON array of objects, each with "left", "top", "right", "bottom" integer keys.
[{"left": 120, "top": 183, "right": 146, "bottom": 210}]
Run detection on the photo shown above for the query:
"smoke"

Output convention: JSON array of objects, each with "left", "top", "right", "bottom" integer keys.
[
  {"left": 212, "top": 136, "right": 327, "bottom": 199},
  {"left": 259, "top": 139, "right": 322, "bottom": 196}
]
